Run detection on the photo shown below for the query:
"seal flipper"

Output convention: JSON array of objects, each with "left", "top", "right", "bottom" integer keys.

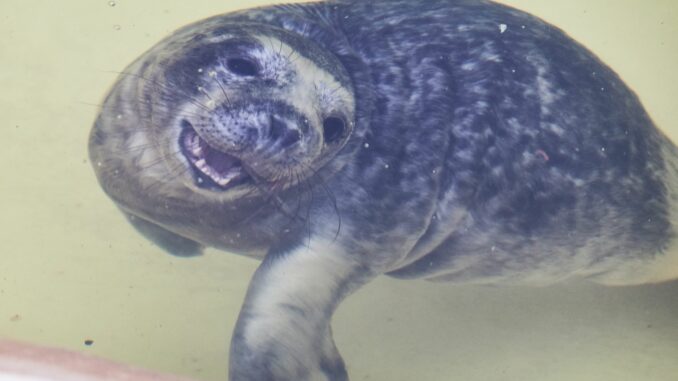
[
  {"left": 229, "top": 241, "right": 374, "bottom": 381},
  {"left": 125, "top": 214, "right": 204, "bottom": 257}
]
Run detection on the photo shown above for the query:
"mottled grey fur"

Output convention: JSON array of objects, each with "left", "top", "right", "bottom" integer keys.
[{"left": 89, "top": 1, "right": 678, "bottom": 380}]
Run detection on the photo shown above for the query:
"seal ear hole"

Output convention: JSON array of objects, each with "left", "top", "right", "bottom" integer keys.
[
  {"left": 227, "top": 58, "right": 259, "bottom": 76},
  {"left": 323, "top": 117, "right": 346, "bottom": 143}
]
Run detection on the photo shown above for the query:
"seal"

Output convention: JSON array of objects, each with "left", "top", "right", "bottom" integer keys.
[{"left": 89, "top": 1, "right": 678, "bottom": 380}]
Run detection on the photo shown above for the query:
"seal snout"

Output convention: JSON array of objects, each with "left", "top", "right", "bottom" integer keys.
[
  {"left": 178, "top": 109, "right": 309, "bottom": 192},
  {"left": 268, "top": 115, "right": 302, "bottom": 148}
]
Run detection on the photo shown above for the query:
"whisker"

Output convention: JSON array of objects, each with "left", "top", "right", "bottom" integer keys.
[
  {"left": 316, "top": 172, "right": 342, "bottom": 240},
  {"left": 299, "top": 161, "right": 342, "bottom": 240},
  {"left": 144, "top": 161, "right": 189, "bottom": 194},
  {"left": 78, "top": 101, "right": 106, "bottom": 110},
  {"left": 214, "top": 77, "right": 233, "bottom": 109},
  {"left": 107, "top": 70, "right": 211, "bottom": 112},
  {"left": 247, "top": 170, "right": 298, "bottom": 221},
  {"left": 198, "top": 86, "right": 213, "bottom": 100},
  {"left": 136, "top": 147, "right": 182, "bottom": 172},
  {"left": 303, "top": 168, "right": 315, "bottom": 248},
  {"left": 137, "top": 99, "right": 206, "bottom": 119},
  {"left": 286, "top": 47, "right": 297, "bottom": 61},
  {"left": 118, "top": 143, "right": 156, "bottom": 153}
]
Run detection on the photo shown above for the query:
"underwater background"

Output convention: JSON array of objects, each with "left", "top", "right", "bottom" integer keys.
[{"left": 1, "top": 1, "right": 677, "bottom": 380}]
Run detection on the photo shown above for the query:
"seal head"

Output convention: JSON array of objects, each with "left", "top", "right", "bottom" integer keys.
[
  {"left": 142, "top": 24, "right": 355, "bottom": 198},
  {"left": 90, "top": 20, "right": 363, "bottom": 257}
]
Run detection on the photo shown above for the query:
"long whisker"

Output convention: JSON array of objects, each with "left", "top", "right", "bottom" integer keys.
[
  {"left": 144, "top": 160, "right": 190, "bottom": 194},
  {"left": 106, "top": 70, "right": 212, "bottom": 113},
  {"left": 299, "top": 167, "right": 315, "bottom": 248},
  {"left": 136, "top": 148, "right": 182, "bottom": 172},
  {"left": 213, "top": 76, "right": 233, "bottom": 109},
  {"left": 246, "top": 170, "right": 299, "bottom": 221},
  {"left": 299, "top": 161, "right": 342, "bottom": 240},
  {"left": 137, "top": 99, "right": 206, "bottom": 119}
]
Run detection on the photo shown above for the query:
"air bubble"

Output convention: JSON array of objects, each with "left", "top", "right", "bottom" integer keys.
[{"left": 108, "top": 1, "right": 116, "bottom": 7}]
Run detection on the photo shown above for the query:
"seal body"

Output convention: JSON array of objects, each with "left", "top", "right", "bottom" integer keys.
[{"left": 90, "top": 1, "right": 678, "bottom": 380}]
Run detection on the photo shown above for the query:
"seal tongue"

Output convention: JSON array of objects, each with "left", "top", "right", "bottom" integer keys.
[
  {"left": 204, "top": 147, "right": 239, "bottom": 174},
  {"left": 180, "top": 127, "right": 248, "bottom": 189}
]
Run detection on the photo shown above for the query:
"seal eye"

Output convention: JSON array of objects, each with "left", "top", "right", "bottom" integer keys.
[
  {"left": 323, "top": 116, "right": 346, "bottom": 143},
  {"left": 227, "top": 58, "right": 259, "bottom": 76}
]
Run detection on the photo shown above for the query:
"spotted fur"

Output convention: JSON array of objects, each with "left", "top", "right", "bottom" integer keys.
[{"left": 90, "top": 1, "right": 678, "bottom": 380}]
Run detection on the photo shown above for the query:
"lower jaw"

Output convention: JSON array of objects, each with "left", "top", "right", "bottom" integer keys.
[{"left": 190, "top": 167, "right": 251, "bottom": 191}]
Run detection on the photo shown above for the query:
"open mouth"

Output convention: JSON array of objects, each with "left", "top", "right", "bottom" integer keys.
[{"left": 179, "top": 124, "right": 251, "bottom": 190}]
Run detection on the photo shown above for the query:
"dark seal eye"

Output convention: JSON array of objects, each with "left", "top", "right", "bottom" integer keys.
[
  {"left": 227, "top": 58, "right": 259, "bottom": 76},
  {"left": 323, "top": 116, "right": 346, "bottom": 143}
]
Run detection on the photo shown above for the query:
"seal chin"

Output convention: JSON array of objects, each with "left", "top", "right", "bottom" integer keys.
[{"left": 179, "top": 123, "right": 252, "bottom": 191}]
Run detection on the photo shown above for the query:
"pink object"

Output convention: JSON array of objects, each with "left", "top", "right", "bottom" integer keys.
[{"left": 0, "top": 339, "right": 195, "bottom": 381}]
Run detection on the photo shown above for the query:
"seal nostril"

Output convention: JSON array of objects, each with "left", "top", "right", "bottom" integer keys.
[
  {"left": 269, "top": 116, "right": 300, "bottom": 148},
  {"left": 280, "top": 130, "right": 300, "bottom": 148},
  {"left": 269, "top": 115, "right": 285, "bottom": 141},
  {"left": 323, "top": 116, "right": 346, "bottom": 143}
]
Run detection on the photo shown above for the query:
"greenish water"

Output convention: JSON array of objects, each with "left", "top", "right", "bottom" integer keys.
[{"left": 1, "top": 1, "right": 677, "bottom": 380}]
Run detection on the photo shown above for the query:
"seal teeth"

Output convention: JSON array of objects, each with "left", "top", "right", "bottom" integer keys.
[
  {"left": 180, "top": 126, "right": 250, "bottom": 190},
  {"left": 190, "top": 133, "right": 204, "bottom": 157},
  {"left": 194, "top": 158, "right": 239, "bottom": 187}
]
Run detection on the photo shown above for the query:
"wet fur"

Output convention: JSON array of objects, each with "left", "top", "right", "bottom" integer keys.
[{"left": 90, "top": 1, "right": 678, "bottom": 380}]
